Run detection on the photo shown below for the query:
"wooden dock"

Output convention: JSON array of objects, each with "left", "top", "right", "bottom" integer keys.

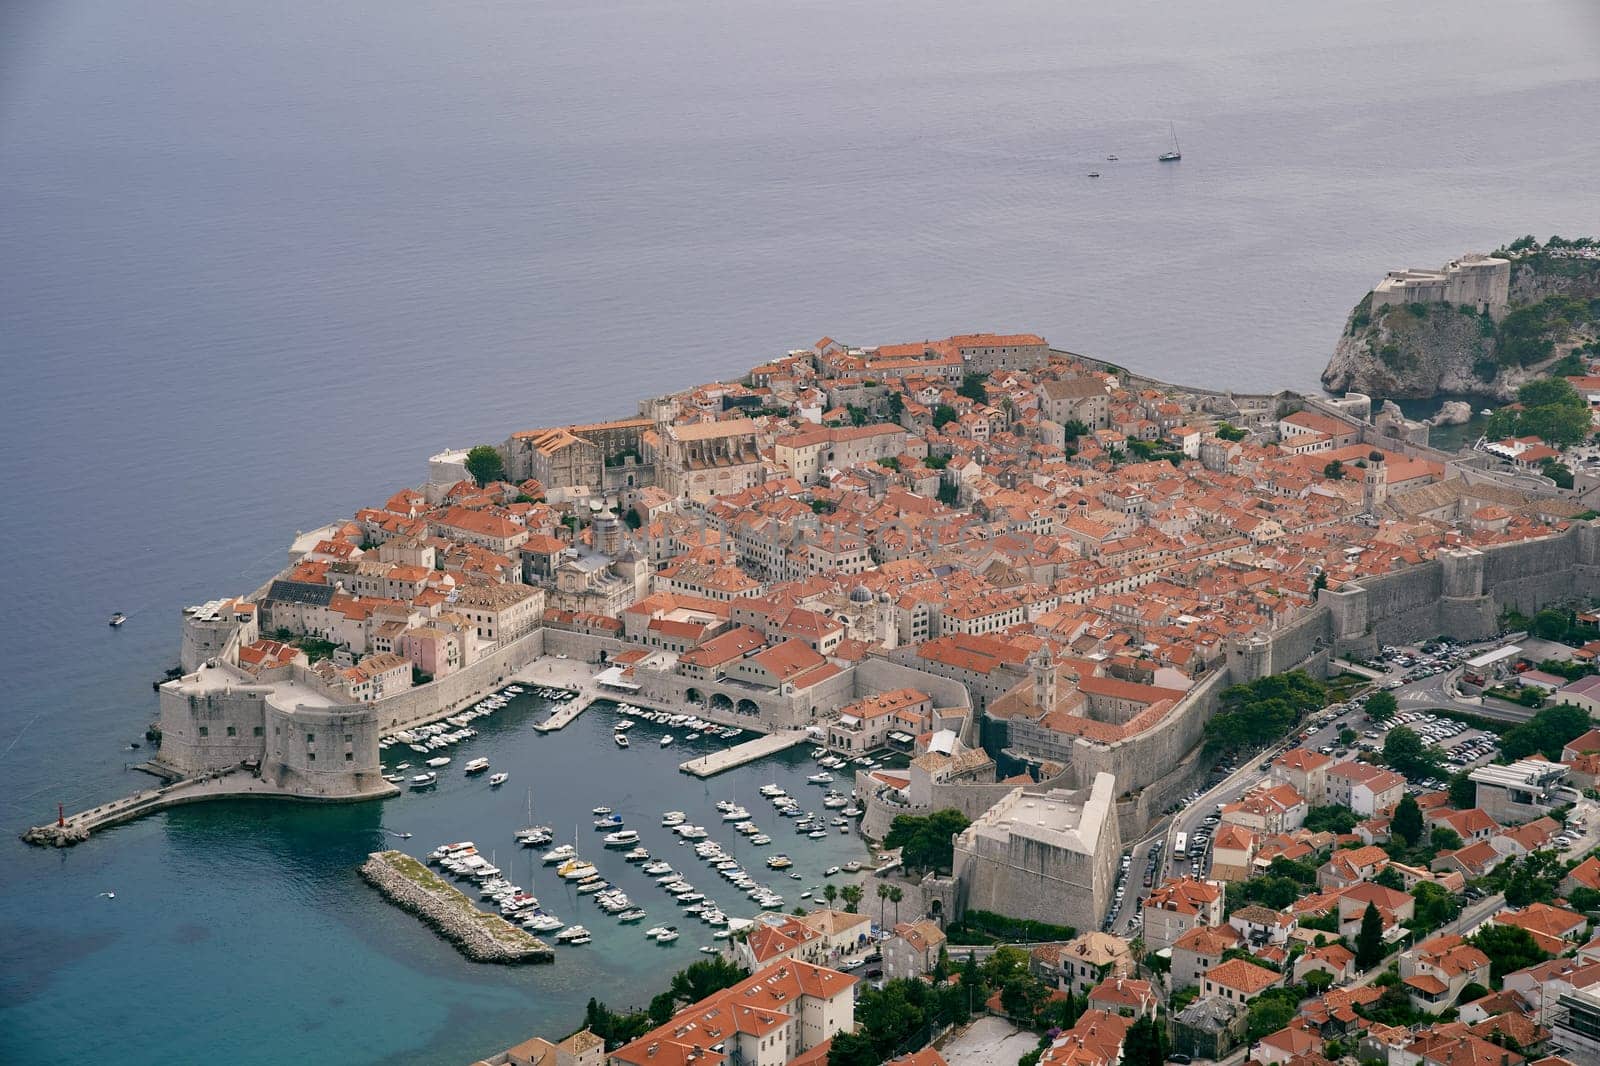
[
  {"left": 531, "top": 693, "right": 595, "bottom": 733},
  {"left": 679, "top": 730, "right": 809, "bottom": 778}
]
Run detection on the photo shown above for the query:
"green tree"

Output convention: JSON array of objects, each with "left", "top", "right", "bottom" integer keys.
[
  {"left": 1324, "top": 459, "right": 1346, "bottom": 480},
  {"left": 1392, "top": 793, "right": 1424, "bottom": 848},
  {"left": 1247, "top": 995, "right": 1298, "bottom": 1041},
  {"left": 1365, "top": 691, "right": 1398, "bottom": 721},
  {"left": 841, "top": 883, "right": 864, "bottom": 913},
  {"left": 1410, "top": 882, "right": 1460, "bottom": 933},
  {"left": 668, "top": 956, "right": 749, "bottom": 1005},
  {"left": 1431, "top": 826, "right": 1463, "bottom": 852},
  {"left": 823, "top": 883, "right": 838, "bottom": 907},
  {"left": 1303, "top": 969, "right": 1334, "bottom": 996},
  {"left": 957, "top": 372, "right": 989, "bottom": 403},
  {"left": 826, "top": 1029, "right": 881, "bottom": 1066},
  {"left": 464, "top": 444, "right": 505, "bottom": 486},
  {"left": 1502, "top": 703, "right": 1593, "bottom": 760},
  {"left": 932, "top": 404, "right": 959, "bottom": 429},
  {"left": 999, "top": 976, "right": 1047, "bottom": 1021},
  {"left": 889, "top": 885, "right": 903, "bottom": 925},
  {"left": 1468, "top": 923, "right": 1551, "bottom": 982},
  {"left": 1061, "top": 419, "right": 1090, "bottom": 442},
  {"left": 1355, "top": 902, "right": 1385, "bottom": 970},
  {"left": 884, "top": 809, "right": 971, "bottom": 875},
  {"left": 1339, "top": 727, "right": 1358, "bottom": 746},
  {"left": 1384, "top": 726, "right": 1441, "bottom": 779},
  {"left": 1120, "top": 1014, "right": 1168, "bottom": 1066},
  {"left": 1303, "top": 805, "right": 1360, "bottom": 834},
  {"left": 1448, "top": 771, "right": 1477, "bottom": 810},
  {"left": 878, "top": 882, "right": 892, "bottom": 928},
  {"left": 1533, "top": 609, "right": 1570, "bottom": 640}
]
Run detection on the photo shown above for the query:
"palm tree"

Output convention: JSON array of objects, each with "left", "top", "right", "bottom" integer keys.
[
  {"left": 841, "top": 883, "right": 864, "bottom": 913},
  {"left": 889, "top": 885, "right": 903, "bottom": 925},
  {"left": 823, "top": 884, "right": 838, "bottom": 908},
  {"left": 878, "top": 883, "right": 891, "bottom": 928}
]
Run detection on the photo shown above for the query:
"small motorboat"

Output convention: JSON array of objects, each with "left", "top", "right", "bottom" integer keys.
[
  {"left": 1087, "top": 171, "right": 1100, "bottom": 178},
  {"left": 592, "top": 806, "right": 613, "bottom": 815},
  {"left": 464, "top": 758, "right": 490, "bottom": 775},
  {"left": 660, "top": 735, "right": 674, "bottom": 747},
  {"left": 644, "top": 925, "right": 669, "bottom": 938},
  {"left": 766, "top": 854, "right": 793, "bottom": 869},
  {"left": 409, "top": 772, "right": 438, "bottom": 789},
  {"left": 555, "top": 925, "right": 590, "bottom": 942},
  {"left": 425, "top": 756, "right": 451, "bottom": 768},
  {"left": 623, "top": 846, "right": 651, "bottom": 862},
  {"left": 655, "top": 928, "right": 679, "bottom": 943},
  {"left": 109, "top": 612, "right": 126, "bottom": 627},
  {"left": 699, "top": 946, "right": 718, "bottom": 954},
  {"left": 614, "top": 733, "right": 630, "bottom": 748},
  {"left": 807, "top": 773, "right": 832, "bottom": 785},
  {"left": 542, "top": 844, "right": 577, "bottom": 865},
  {"left": 603, "top": 829, "right": 641, "bottom": 847},
  {"left": 1107, "top": 154, "right": 1118, "bottom": 161},
  {"left": 594, "top": 813, "right": 624, "bottom": 830},
  {"left": 488, "top": 772, "right": 509, "bottom": 787},
  {"left": 618, "top": 909, "right": 648, "bottom": 922}
]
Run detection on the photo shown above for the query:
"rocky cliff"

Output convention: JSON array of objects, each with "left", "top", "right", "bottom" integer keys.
[{"left": 1322, "top": 241, "right": 1600, "bottom": 401}]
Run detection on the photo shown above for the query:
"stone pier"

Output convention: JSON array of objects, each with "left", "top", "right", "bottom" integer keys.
[{"left": 679, "top": 730, "right": 809, "bottom": 778}]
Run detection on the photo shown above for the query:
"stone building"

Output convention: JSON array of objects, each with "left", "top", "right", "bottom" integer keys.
[
  {"left": 950, "top": 774, "right": 1120, "bottom": 934},
  {"left": 658, "top": 418, "right": 765, "bottom": 501},
  {"left": 505, "top": 417, "right": 655, "bottom": 493},
  {"left": 452, "top": 583, "right": 545, "bottom": 649},
  {"left": 1368, "top": 252, "right": 1511, "bottom": 319},
  {"left": 772, "top": 423, "right": 908, "bottom": 483}
]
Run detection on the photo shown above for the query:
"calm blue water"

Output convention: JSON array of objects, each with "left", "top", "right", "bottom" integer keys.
[{"left": 2, "top": 0, "right": 1598, "bottom": 1061}]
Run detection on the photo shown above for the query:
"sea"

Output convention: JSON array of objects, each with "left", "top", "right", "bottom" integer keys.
[{"left": 1, "top": 0, "right": 1597, "bottom": 1061}]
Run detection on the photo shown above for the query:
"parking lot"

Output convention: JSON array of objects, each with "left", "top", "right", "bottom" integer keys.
[{"left": 1355, "top": 708, "right": 1501, "bottom": 791}]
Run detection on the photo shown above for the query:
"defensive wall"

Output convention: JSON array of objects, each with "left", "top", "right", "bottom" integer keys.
[{"left": 156, "top": 628, "right": 549, "bottom": 799}]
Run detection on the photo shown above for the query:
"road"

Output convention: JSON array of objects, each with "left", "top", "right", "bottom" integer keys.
[{"left": 1103, "top": 632, "right": 1552, "bottom": 934}]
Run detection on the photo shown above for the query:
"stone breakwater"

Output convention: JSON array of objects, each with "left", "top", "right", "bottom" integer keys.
[{"left": 359, "top": 850, "right": 554, "bottom": 965}]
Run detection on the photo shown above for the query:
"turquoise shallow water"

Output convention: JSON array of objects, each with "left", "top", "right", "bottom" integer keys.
[
  {"left": 3, "top": 694, "right": 869, "bottom": 1064},
  {"left": 3, "top": 0, "right": 1599, "bottom": 1061}
]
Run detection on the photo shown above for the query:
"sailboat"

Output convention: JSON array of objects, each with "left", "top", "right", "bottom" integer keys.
[{"left": 1159, "top": 122, "right": 1182, "bottom": 162}]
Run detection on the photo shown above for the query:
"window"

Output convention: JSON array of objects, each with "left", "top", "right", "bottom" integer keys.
[
  {"left": 345, "top": 752, "right": 354, "bottom": 762},
  {"left": 308, "top": 752, "right": 316, "bottom": 762},
  {"left": 307, "top": 733, "right": 315, "bottom": 744},
  {"left": 254, "top": 726, "right": 264, "bottom": 737},
  {"left": 198, "top": 726, "right": 209, "bottom": 737},
  {"left": 344, "top": 734, "right": 353, "bottom": 743},
  {"left": 226, "top": 726, "right": 237, "bottom": 737}
]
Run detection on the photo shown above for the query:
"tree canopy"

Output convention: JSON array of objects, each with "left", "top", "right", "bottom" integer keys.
[
  {"left": 1204, "top": 671, "right": 1325, "bottom": 752},
  {"left": 1383, "top": 726, "right": 1441, "bottom": 779},
  {"left": 465, "top": 444, "right": 505, "bottom": 487},
  {"left": 1468, "top": 923, "right": 1551, "bottom": 982},
  {"left": 1355, "top": 902, "right": 1385, "bottom": 970},
  {"left": 1500, "top": 703, "right": 1592, "bottom": 761},
  {"left": 1486, "top": 376, "right": 1592, "bottom": 446},
  {"left": 1364, "top": 690, "right": 1397, "bottom": 721},
  {"left": 1392, "top": 793, "right": 1423, "bottom": 847},
  {"left": 884, "top": 809, "right": 971, "bottom": 875}
]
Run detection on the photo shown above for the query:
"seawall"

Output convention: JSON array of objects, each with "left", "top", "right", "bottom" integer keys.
[{"left": 359, "top": 850, "right": 554, "bottom": 964}]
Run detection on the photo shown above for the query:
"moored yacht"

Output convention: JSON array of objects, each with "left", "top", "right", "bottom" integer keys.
[
  {"left": 409, "top": 772, "right": 438, "bottom": 789},
  {"left": 464, "top": 757, "right": 490, "bottom": 775}
]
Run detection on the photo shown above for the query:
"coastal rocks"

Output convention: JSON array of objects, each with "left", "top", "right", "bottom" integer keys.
[
  {"left": 1430, "top": 400, "right": 1474, "bottom": 426},
  {"left": 359, "top": 850, "right": 553, "bottom": 965},
  {"left": 1321, "top": 299, "right": 1510, "bottom": 401},
  {"left": 21, "top": 823, "right": 91, "bottom": 847}
]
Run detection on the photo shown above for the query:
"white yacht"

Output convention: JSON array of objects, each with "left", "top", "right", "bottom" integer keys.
[
  {"left": 659, "top": 735, "right": 674, "bottom": 747},
  {"left": 488, "top": 772, "right": 509, "bottom": 786},
  {"left": 409, "top": 772, "right": 438, "bottom": 789},
  {"left": 661, "top": 811, "right": 686, "bottom": 826},
  {"left": 542, "top": 844, "right": 577, "bottom": 865},
  {"left": 720, "top": 806, "right": 750, "bottom": 821},
  {"left": 464, "top": 757, "right": 490, "bottom": 775},
  {"left": 603, "top": 829, "right": 641, "bottom": 847},
  {"left": 425, "top": 756, "right": 451, "bottom": 768}
]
